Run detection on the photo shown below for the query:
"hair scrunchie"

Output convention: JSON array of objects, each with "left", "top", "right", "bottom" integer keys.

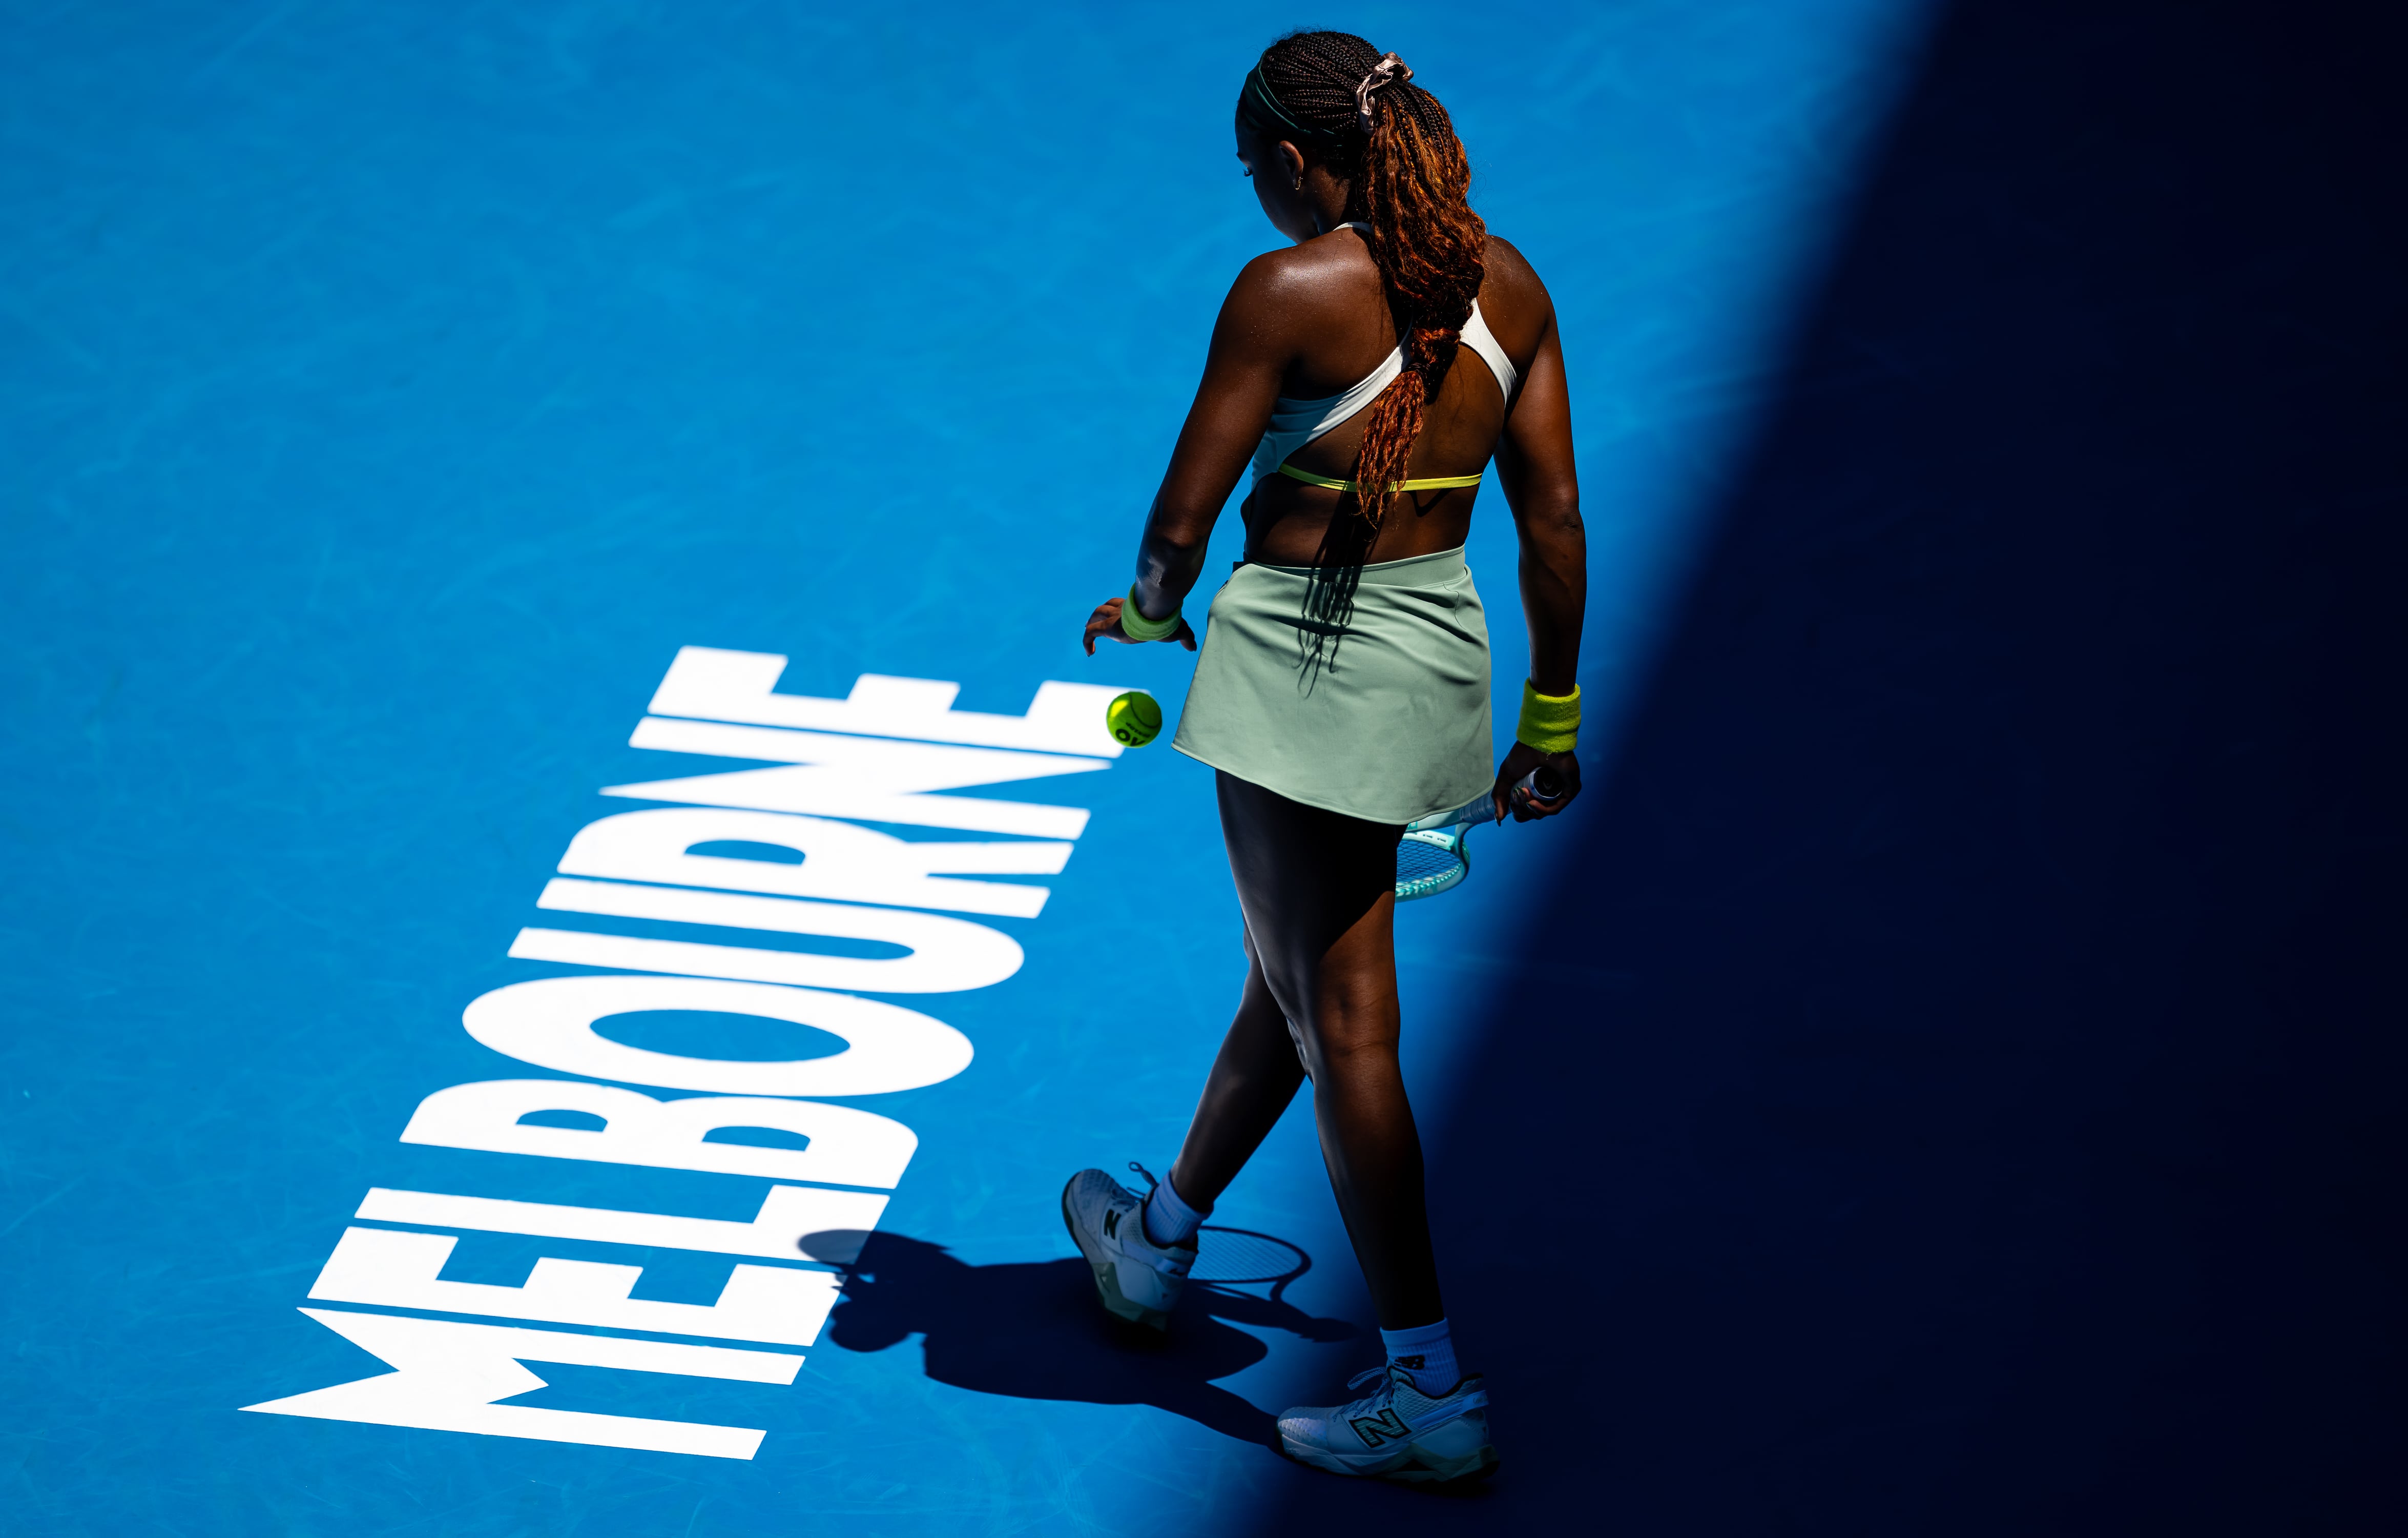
[{"left": 1354, "top": 52, "right": 1413, "bottom": 132}]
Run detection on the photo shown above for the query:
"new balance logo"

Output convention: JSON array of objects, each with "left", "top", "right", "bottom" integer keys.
[
  {"left": 1393, "top": 1355, "right": 1424, "bottom": 1370},
  {"left": 1103, "top": 1210, "right": 1119, "bottom": 1239},
  {"left": 1351, "top": 1407, "right": 1411, "bottom": 1448}
]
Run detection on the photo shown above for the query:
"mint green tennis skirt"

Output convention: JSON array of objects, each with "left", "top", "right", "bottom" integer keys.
[{"left": 1172, "top": 546, "right": 1494, "bottom": 826}]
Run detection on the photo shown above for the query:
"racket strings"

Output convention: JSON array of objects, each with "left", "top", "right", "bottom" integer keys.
[
  {"left": 1395, "top": 826, "right": 1470, "bottom": 899},
  {"left": 1188, "top": 1226, "right": 1312, "bottom": 1302}
]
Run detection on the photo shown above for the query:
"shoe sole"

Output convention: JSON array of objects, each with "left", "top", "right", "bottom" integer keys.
[
  {"left": 1060, "top": 1180, "right": 1170, "bottom": 1331},
  {"left": 1381, "top": 1443, "right": 1500, "bottom": 1485},
  {"left": 1280, "top": 1431, "right": 1500, "bottom": 1486},
  {"left": 1281, "top": 1437, "right": 1499, "bottom": 1485}
]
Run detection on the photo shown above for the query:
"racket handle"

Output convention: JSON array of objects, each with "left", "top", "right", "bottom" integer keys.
[{"left": 1407, "top": 765, "right": 1571, "bottom": 834}]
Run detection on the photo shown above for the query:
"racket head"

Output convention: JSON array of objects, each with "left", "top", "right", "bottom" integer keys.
[
  {"left": 1395, "top": 826, "right": 1471, "bottom": 900},
  {"left": 1190, "top": 1225, "right": 1312, "bottom": 1302}
]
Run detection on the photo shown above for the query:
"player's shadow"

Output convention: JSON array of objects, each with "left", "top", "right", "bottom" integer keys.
[{"left": 807, "top": 1227, "right": 1355, "bottom": 1444}]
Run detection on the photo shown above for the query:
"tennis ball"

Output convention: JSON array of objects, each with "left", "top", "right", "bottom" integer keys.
[{"left": 1105, "top": 690, "right": 1163, "bottom": 748}]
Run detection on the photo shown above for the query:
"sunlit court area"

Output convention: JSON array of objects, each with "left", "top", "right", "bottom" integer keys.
[{"left": 3, "top": 2, "right": 2400, "bottom": 1533}]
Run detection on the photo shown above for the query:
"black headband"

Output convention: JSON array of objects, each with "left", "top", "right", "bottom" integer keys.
[{"left": 1239, "top": 64, "right": 1351, "bottom": 153}]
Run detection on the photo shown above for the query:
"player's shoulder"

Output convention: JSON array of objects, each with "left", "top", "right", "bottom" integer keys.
[
  {"left": 1479, "top": 235, "right": 1552, "bottom": 313},
  {"left": 1228, "top": 232, "right": 1379, "bottom": 320},
  {"left": 1476, "top": 234, "right": 1554, "bottom": 358}
]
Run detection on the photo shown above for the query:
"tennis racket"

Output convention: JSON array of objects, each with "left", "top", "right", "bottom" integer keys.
[
  {"left": 1394, "top": 767, "right": 1565, "bottom": 901},
  {"left": 1188, "top": 1225, "right": 1312, "bottom": 1304}
]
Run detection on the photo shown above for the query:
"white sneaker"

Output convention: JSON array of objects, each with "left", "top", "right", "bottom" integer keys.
[
  {"left": 1061, "top": 1164, "right": 1194, "bottom": 1331},
  {"left": 1278, "top": 1364, "right": 1499, "bottom": 1484}
]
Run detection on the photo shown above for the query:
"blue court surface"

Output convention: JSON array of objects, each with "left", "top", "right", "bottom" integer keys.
[{"left": 4, "top": 2, "right": 2401, "bottom": 1534}]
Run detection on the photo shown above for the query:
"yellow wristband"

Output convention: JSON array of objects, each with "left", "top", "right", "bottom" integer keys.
[
  {"left": 1517, "top": 680, "right": 1581, "bottom": 754},
  {"left": 1118, "top": 585, "right": 1181, "bottom": 641}
]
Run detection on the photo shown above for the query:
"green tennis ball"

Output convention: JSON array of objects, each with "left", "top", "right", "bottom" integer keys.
[{"left": 1106, "top": 690, "right": 1163, "bottom": 748}]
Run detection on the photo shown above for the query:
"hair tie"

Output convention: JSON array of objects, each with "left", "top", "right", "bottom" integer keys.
[{"left": 1355, "top": 52, "right": 1413, "bottom": 133}]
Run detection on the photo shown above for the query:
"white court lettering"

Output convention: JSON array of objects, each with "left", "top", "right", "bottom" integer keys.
[
  {"left": 460, "top": 973, "right": 974, "bottom": 1095},
  {"left": 606, "top": 717, "right": 1103, "bottom": 837},
  {"left": 256, "top": 663, "right": 1114, "bottom": 1455},
  {"left": 506, "top": 928, "right": 989, "bottom": 996},
  {"left": 526, "top": 878, "right": 1025, "bottom": 992},
  {"left": 507, "top": 926, "right": 1013, "bottom": 996},
  {"left": 400, "top": 1078, "right": 915, "bottom": 1184},
  {"left": 648, "top": 647, "right": 1129, "bottom": 757},
  {"left": 243, "top": 1309, "right": 800, "bottom": 1459},
  {"left": 557, "top": 807, "right": 1070, "bottom": 918},
  {"left": 356, "top": 1184, "right": 887, "bottom": 1263},
  {"left": 308, "top": 1226, "right": 840, "bottom": 1346},
  {"left": 398, "top": 1080, "right": 918, "bottom": 1187}
]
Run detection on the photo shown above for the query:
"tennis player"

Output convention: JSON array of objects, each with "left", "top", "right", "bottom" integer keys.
[{"left": 1067, "top": 30, "right": 1586, "bottom": 1483}]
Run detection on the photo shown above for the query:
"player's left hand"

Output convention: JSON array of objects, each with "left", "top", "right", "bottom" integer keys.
[{"left": 1492, "top": 741, "right": 1580, "bottom": 823}]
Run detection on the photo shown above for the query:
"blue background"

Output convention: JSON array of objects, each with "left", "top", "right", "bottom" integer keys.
[{"left": 5, "top": 1, "right": 2400, "bottom": 1534}]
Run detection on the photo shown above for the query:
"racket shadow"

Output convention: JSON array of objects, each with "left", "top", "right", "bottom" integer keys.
[{"left": 813, "top": 1226, "right": 1356, "bottom": 1445}]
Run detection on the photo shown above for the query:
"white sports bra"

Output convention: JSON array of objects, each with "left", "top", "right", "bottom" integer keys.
[{"left": 1251, "top": 226, "right": 1520, "bottom": 490}]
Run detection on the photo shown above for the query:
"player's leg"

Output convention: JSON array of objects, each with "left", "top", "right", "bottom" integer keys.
[
  {"left": 1211, "top": 770, "right": 1439, "bottom": 1329},
  {"left": 1062, "top": 857, "right": 1324, "bottom": 1330},
  {"left": 1061, "top": 866, "right": 1303, "bottom": 1331},
  {"left": 1163, "top": 932, "right": 1307, "bottom": 1218},
  {"left": 1064, "top": 773, "right": 1411, "bottom": 1334},
  {"left": 1214, "top": 770, "right": 1497, "bottom": 1482}
]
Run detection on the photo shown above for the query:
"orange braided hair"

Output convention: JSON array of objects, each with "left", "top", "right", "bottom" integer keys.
[{"left": 1249, "top": 31, "right": 1488, "bottom": 532}]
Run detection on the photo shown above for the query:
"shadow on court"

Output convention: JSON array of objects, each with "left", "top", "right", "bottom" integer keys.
[
  {"left": 821, "top": 1231, "right": 1357, "bottom": 1445},
  {"left": 1258, "top": 0, "right": 2403, "bottom": 1532}
]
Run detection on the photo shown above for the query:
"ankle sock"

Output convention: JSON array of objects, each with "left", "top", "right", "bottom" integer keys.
[
  {"left": 1140, "top": 1173, "right": 1208, "bottom": 1248},
  {"left": 1380, "top": 1318, "right": 1460, "bottom": 1396}
]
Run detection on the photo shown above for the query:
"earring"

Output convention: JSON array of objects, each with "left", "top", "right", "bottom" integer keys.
[{"left": 1291, "top": 177, "right": 1303, "bottom": 192}]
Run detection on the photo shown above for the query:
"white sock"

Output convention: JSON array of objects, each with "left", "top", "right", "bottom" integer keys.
[
  {"left": 1380, "top": 1318, "right": 1461, "bottom": 1396},
  {"left": 1140, "top": 1172, "right": 1207, "bottom": 1248}
]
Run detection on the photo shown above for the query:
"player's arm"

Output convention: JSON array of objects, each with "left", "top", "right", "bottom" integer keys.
[
  {"left": 1488, "top": 262, "right": 1587, "bottom": 818},
  {"left": 1085, "top": 256, "right": 1296, "bottom": 653}
]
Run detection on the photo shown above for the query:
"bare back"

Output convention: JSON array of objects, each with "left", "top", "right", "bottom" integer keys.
[
  {"left": 1141, "top": 229, "right": 1572, "bottom": 571},
  {"left": 1104, "top": 204, "right": 1583, "bottom": 707}
]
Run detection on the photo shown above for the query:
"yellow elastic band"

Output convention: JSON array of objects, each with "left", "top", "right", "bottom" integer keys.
[
  {"left": 1276, "top": 463, "right": 1486, "bottom": 494},
  {"left": 1517, "top": 680, "right": 1581, "bottom": 754},
  {"left": 1118, "top": 584, "right": 1181, "bottom": 641}
]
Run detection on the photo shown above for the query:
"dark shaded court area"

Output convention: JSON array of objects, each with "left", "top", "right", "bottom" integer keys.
[
  {"left": 1270, "top": 0, "right": 2404, "bottom": 1530},
  {"left": 3, "top": 1, "right": 2399, "bottom": 1530},
  {"left": 826, "top": 1230, "right": 1352, "bottom": 1448}
]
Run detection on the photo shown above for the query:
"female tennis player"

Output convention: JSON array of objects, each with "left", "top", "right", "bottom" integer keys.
[{"left": 1065, "top": 30, "right": 1585, "bottom": 1484}]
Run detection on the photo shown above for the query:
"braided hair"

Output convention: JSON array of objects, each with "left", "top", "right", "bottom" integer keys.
[{"left": 1241, "top": 31, "right": 1487, "bottom": 534}]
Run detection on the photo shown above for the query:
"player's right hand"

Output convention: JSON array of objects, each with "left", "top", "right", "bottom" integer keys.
[
  {"left": 1084, "top": 596, "right": 1197, "bottom": 654},
  {"left": 1492, "top": 742, "right": 1581, "bottom": 823}
]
